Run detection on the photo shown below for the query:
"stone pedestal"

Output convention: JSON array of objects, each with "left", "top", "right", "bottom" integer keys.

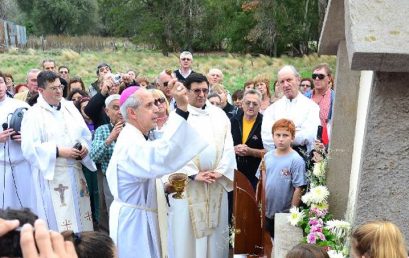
[
  {"left": 318, "top": 0, "right": 409, "bottom": 240},
  {"left": 326, "top": 41, "right": 361, "bottom": 219},
  {"left": 273, "top": 213, "right": 303, "bottom": 258}
]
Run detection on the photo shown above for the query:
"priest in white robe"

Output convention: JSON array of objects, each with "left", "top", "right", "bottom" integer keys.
[
  {"left": 106, "top": 84, "right": 207, "bottom": 258},
  {"left": 0, "top": 74, "right": 36, "bottom": 211},
  {"left": 21, "top": 71, "right": 96, "bottom": 232},
  {"left": 165, "top": 73, "right": 236, "bottom": 258}
]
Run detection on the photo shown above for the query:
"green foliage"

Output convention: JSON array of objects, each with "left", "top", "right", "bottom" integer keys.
[
  {"left": 15, "top": 0, "right": 99, "bottom": 35},
  {"left": 0, "top": 48, "right": 336, "bottom": 92},
  {"left": 14, "top": 0, "right": 327, "bottom": 56}
]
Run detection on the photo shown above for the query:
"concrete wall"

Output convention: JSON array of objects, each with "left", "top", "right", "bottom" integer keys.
[
  {"left": 326, "top": 41, "right": 361, "bottom": 219},
  {"left": 353, "top": 72, "right": 409, "bottom": 237}
]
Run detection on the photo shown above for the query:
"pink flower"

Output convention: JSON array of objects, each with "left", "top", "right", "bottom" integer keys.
[
  {"left": 311, "top": 207, "right": 328, "bottom": 218},
  {"left": 317, "top": 232, "right": 326, "bottom": 241},
  {"left": 310, "top": 225, "right": 323, "bottom": 233},
  {"left": 307, "top": 233, "right": 317, "bottom": 244},
  {"left": 309, "top": 217, "right": 323, "bottom": 227}
]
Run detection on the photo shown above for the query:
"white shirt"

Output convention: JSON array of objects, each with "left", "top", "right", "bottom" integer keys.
[{"left": 261, "top": 93, "right": 320, "bottom": 152}]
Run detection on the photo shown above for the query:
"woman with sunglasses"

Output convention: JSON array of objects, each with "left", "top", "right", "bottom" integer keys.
[{"left": 148, "top": 89, "right": 170, "bottom": 140}]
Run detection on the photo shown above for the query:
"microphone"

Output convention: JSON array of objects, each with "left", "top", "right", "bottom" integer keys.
[{"left": 2, "top": 123, "right": 8, "bottom": 131}]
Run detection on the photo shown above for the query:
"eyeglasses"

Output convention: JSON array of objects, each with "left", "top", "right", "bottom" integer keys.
[
  {"left": 312, "top": 74, "right": 327, "bottom": 80},
  {"left": 181, "top": 58, "right": 191, "bottom": 61},
  {"left": 46, "top": 85, "right": 64, "bottom": 92},
  {"left": 154, "top": 97, "right": 166, "bottom": 106},
  {"left": 300, "top": 84, "right": 311, "bottom": 87},
  {"left": 243, "top": 101, "right": 259, "bottom": 107},
  {"left": 190, "top": 88, "right": 209, "bottom": 95}
]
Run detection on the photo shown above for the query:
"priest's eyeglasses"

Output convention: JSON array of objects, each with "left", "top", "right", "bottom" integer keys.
[
  {"left": 190, "top": 88, "right": 209, "bottom": 95},
  {"left": 243, "top": 101, "right": 259, "bottom": 107}
]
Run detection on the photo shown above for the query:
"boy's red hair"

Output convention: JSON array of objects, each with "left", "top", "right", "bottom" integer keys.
[{"left": 272, "top": 119, "right": 296, "bottom": 138}]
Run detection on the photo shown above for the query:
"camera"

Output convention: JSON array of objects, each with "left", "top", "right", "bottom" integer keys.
[
  {"left": 0, "top": 208, "right": 38, "bottom": 257},
  {"left": 111, "top": 73, "right": 122, "bottom": 84},
  {"left": 73, "top": 142, "right": 82, "bottom": 160}
]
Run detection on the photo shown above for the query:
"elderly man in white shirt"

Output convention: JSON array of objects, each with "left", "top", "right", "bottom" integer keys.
[{"left": 261, "top": 65, "right": 320, "bottom": 154}]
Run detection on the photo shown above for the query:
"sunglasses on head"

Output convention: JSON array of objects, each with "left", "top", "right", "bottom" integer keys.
[
  {"left": 312, "top": 74, "right": 327, "bottom": 80},
  {"left": 154, "top": 97, "right": 166, "bottom": 106}
]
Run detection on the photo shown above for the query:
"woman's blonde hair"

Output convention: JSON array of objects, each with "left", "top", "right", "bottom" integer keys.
[
  {"left": 352, "top": 220, "right": 407, "bottom": 258},
  {"left": 149, "top": 89, "right": 170, "bottom": 115},
  {"left": 211, "top": 83, "right": 226, "bottom": 94}
]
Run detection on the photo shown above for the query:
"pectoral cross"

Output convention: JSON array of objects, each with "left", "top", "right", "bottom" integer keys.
[
  {"left": 61, "top": 219, "right": 72, "bottom": 231},
  {"left": 84, "top": 211, "right": 92, "bottom": 221},
  {"left": 54, "top": 184, "right": 69, "bottom": 206}
]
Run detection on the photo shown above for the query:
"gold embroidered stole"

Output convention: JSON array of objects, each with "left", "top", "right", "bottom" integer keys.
[
  {"left": 186, "top": 111, "right": 228, "bottom": 239},
  {"left": 39, "top": 103, "right": 93, "bottom": 232}
]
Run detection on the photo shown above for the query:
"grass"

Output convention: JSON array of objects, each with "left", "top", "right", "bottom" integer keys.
[{"left": 0, "top": 48, "right": 336, "bottom": 93}]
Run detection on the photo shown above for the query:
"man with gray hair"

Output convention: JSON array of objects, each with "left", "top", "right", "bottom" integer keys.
[
  {"left": 207, "top": 68, "right": 224, "bottom": 86},
  {"left": 14, "top": 69, "right": 41, "bottom": 105},
  {"left": 231, "top": 89, "right": 265, "bottom": 189},
  {"left": 42, "top": 59, "right": 56, "bottom": 72},
  {"left": 261, "top": 65, "right": 320, "bottom": 154},
  {"left": 174, "top": 51, "right": 194, "bottom": 83},
  {"left": 106, "top": 82, "right": 207, "bottom": 258}
]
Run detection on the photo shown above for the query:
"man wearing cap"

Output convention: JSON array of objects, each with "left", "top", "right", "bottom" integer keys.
[
  {"left": 106, "top": 83, "right": 207, "bottom": 258},
  {"left": 90, "top": 94, "right": 123, "bottom": 218},
  {"left": 174, "top": 51, "right": 194, "bottom": 83},
  {"left": 89, "top": 63, "right": 111, "bottom": 97},
  {"left": 21, "top": 71, "right": 97, "bottom": 233}
]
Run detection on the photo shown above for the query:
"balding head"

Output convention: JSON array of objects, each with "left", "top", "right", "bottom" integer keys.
[
  {"left": 277, "top": 65, "right": 301, "bottom": 100},
  {"left": 157, "top": 70, "right": 173, "bottom": 100}
]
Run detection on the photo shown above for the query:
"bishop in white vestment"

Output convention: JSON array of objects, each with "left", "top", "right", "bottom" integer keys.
[
  {"left": 21, "top": 71, "right": 96, "bottom": 232},
  {"left": 107, "top": 85, "right": 207, "bottom": 258},
  {"left": 166, "top": 73, "right": 236, "bottom": 258},
  {"left": 0, "top": 88, "right": 36, "bottom": 211}
]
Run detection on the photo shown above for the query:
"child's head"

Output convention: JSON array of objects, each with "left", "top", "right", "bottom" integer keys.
[
  {"left": 286, "top": 243, "right": 329, "bottom": 258},
  {"left": 351, "top": 220, "right": 407, "bottom": 258},
  {"left": 62, "top": 230, "right": 117, "bottom": 258},
  {"left": 272, "top": 119, "right": 295, "bottom": 151}
]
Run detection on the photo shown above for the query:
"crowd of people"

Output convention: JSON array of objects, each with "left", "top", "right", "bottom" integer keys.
[{"left": 0, "top": 51, "right": 407, "bottom": 258}]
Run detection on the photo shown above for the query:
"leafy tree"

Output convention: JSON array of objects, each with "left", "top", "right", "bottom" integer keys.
[
  {"left": 246, "top": 0, "right": 322, "bottom": 56},
  {"left": 16, "top": 0, "right": 99, "bottom": 35}
]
